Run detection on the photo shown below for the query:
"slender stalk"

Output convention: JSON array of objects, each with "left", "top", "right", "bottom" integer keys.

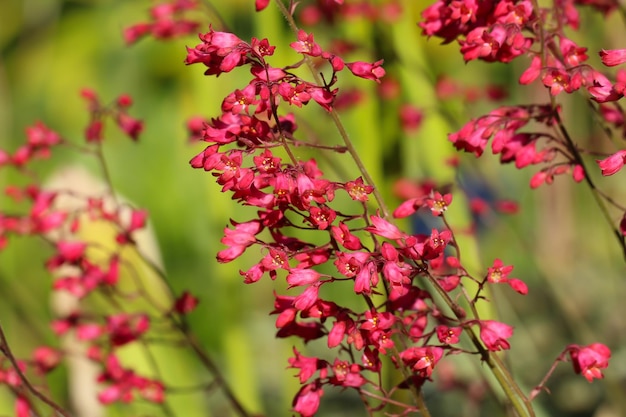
[
  {"left": 176, "top": 324, "right": 253, "bottom": 417},
  {"left": 464, "top": 329, "right": 534, "bottom": 417},
  {"left": 422, "top": 270, "right": 535, "bottom": 417},
  {"left": 130, "top": 242, "right": 252, "bottom": 416},
  {"left": 94, "top": 141, "right": 120, "bottom": 206},
  {"left": 273, "top": 0, "right": 391, "bottom": 220},
  {"left": 0, "top": 322, "right": 73, "bottom": 417},
  {"left": 552, "top": 108, "right": 626, "bottom": 261},
  {"left": 464, "top": 295, "right": 535, "bottom": 417}
]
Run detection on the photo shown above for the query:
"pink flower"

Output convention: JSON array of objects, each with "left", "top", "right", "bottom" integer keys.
[
  {"left": 287, "top": 268, "right": 321, "bottom": 287},
  {"left": 487, "top": 259, "right": 528, "bottom": 295},
  {"left": 399, "top": 346, "right": 444, "bottom": 379},
  {"left": 346, "top": 60, "right": 386, "bottom": 83},
  {"left": 569, "top": 343, "right": 611, "bottom": 382},
  {"left": 15, "top": 396, "right": 31, "bottom": 417},
  {"left": 290, "top": 30, "right": 323, "bottom": 57},
  {"left": 33, "top": 346, "right": 62, "bottom": 374},
  {"left": 217, "top": 220, "right": 262, "bottom": 262},
  {"left": 107, "top": 314, "right": 150, "bottom": 346},
  {"left": 345, "top": 177, "right": 373, "bottom": 202},
  {"left": 173, "top": 291, "right": 199, "bottom": 314},
  {"left": 599, "top": 49, "right": 626, "bottom": 67},
  {"left": 294, "top": 285, "right": 320, "bottom": 311},
  {"left": 572, "top": 164, "right": 585, "bottom": 182},
  {"left": 255, "top": 0, "right": 270, "bottom": 11},
  {"left": 330, "top": 222, "right": 362, "bottom": 250},
  {"left": 116, "top": 113, "right": 143, "bottom": 141},
  {"left": 330, "top": 359, "right": 366, "bottom": 387},
  {"left": 366, "top": 215, "right": 405, "bottom": 240},
  {"left": 289, "top": 348, "right": 327, "bottom": 383},
  {"left": 436, "top": 325, "right": 462, "bottom": 344},
  {"left": 479, "top": 320, "right": 514, "bottom": 351},
  {"left": 597, "top": 150, "right": 626, "bottom": 176},
  {"left": 292, "top": 382, "right": 324, "bottom": 417}
]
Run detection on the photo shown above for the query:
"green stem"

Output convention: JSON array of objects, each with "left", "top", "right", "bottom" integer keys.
[
  {"left": 552, "top": 108, "right": 626, "bottom": 261},
  {"left": 273, "top": 0, "right": 391, "bottom": 220},
  {"left": 0, "top": 322, "right": 73, "bottom": 417}
]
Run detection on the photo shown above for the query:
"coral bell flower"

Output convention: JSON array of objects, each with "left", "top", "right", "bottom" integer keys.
[
  {"left": 479, "top": 320, "right": 514, "bottom": 351},
  {"left": 346, "top": 60, "right": 386, "bottom": 83},
  {"left": 569, "top": 343, "right": 611, "bottom": 382},
  {"left": 217, "top": 220, "right": 262, "bottom": 263},
  {"left": 599, "top": 49, "right": 626, "bottom": 67},
  {"left": 597, "top": 150, "right": 626, "bottom": 176},
  {"left": 293, "top": 382, "right": 324, "bottom": 417},
  {"left": 487, "top": 259, "right": 528, "bottom": 295}
]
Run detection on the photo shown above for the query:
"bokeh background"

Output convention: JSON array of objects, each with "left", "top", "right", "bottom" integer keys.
[{"left": 0, "top": 0, "right": 625, "bottom": 416}]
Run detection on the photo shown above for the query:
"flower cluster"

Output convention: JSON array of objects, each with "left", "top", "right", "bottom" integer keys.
[
  {"left": 182, "top": 9, "right": 541, "bottom": 415},
  {"left": 0, "top": 90, "right": 209, "bottom": 414},
  {"left": 124, "top": 0, "right": 200, "bottom": 45},
  {"left": 0, "top": 0, "right": 618, "bottom": 416},
  {"left": 422, "top": 0, "right": 626, "bottom": 243}
]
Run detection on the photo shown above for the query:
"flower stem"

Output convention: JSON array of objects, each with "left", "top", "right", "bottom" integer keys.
[
  {"left": 552, "top": 107, "right": 626, "bottom": 261},
  {"left": 274, "top": 0, "right": 391, "bottom": 219},
  {"left": 0, "top": 322, "right": 73, "bottom": 417}
]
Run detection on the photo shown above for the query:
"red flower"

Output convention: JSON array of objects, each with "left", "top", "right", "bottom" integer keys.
[
  {"left": 436, "top": 325, "right": 462, "bottom": 345},
  {"left": 569, "top": 343, "right": 611, "bottom": 382},
  {"left": 32, "top": 346, "right": 62, "bottom": 374},
  {"left": 487, "top": 259, "right": 528, "bottom": 295},
  {"left": 479, "top": 320, "right": 514, "bottom": 351},
  {"left": 399, "top": 346, "right": 444, "bottom": 379},
  {"left": 288, "top": 348, "right": 327, "bottom": 383},
  {"left": 107, "top": 314, "right": 150, "bottom": 346},
  {"left": 330, "top": 359, "right": 366, "bottom": 387},
  {"left": 217, "top": 220, "right": 262, "bottom": 262},
  {"left": 294, "top": 284, "right": 320, "bottom": 311},
  {"left": 15, "top": 396, "right": 31, "bottom": 417},
  {"left": 353, "top": 261, "right": 378, "bottom": 294},
  {"left": 290, "top": 30, "right": 323, "bottom": 57},
  {"left": 366, "top": 215, "right": 405, "bottom": 240},
  {"left": 173, "top": 291, "right": 199, "bottom": 314},
  {"left": 25, "top": 122, "right": 61, "bottom": 148},
  {"left": 255, "top": 0, "right": 270, "bottom": 11},
  {"left": 116, "top": 113, "right": 144, "bottom": 141},
  {"left": 426, "top": 192, "right": 453, "bottom": 216},
  {"left": 597, "top": 150, "right": 626, "bottom": 176},
  {"left": 287, "top": 268, "right": 321, "bottom": 287},
  {"left": 292, "top": 382, "right": 324, "bottom": 417},
  {"left": 97, "top": 355, "right": 165, "bottom": 404},
  {"left": 346, "top": 60, "right": 385, "bottom": 83},
  {"left": 599, "top": 49, "right": 626, "bottom": 67},
  {"left": 330, "top": 222, "right": 362, "bottom": 250},
  {"left": 345, "top": 177, "right": 373, "bottom": 202}
]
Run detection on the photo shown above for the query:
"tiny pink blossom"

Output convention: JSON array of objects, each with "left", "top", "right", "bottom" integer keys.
[
  {"left": 572, "top": 164, "right": 585, "bottom": 182},
  {"left": 346, "top": 60, "right": 386, "bottom": 83},
  {"left": 436, "top": 325, "right": 462, "bottom": 344},
  {"left": 366, "top": 215, "right": 405, "bottom": 240},
  {"left": 293, "top": 382, "right": 324, "bottom": 417},
  {"left": 569, "top": 343, "right": 611, "bottom": 382},
  {"left": 287, "top": 268, "right": 321, "bottom": 287},
  {"left": 599, "top": 49, "right": 626, "bottom": 67},
  {"left": 597, "top": 150, "right": 626, "bottom": 176},
  {"left": 479, "top": 320, "right": 514, "bottom": 351},
  {"left": 15, "top": 396, "right": 31, "bottom": 417},
  {"left": 290, "top": 30, "right": 323, "bottom": 57},
  {"left": 255, "top": 0, "right": 270, "bottom": 11},
  {"left": 294, "top": 285, "right": 320, "bottom": 311}
]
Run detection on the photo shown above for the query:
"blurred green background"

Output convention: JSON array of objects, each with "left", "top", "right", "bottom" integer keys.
[{"left": 0, "top": 0, "right": 625, "bottom": 416}]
